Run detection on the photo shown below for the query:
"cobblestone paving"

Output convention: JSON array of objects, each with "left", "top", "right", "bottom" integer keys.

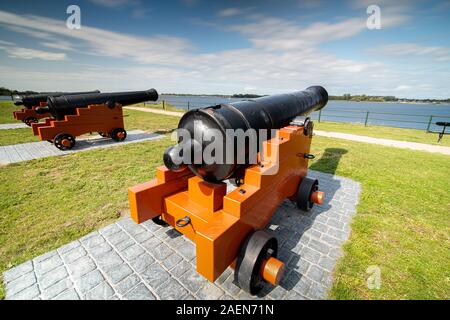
[
  {"left": 3, "top": 170, "right": 361, "bottom": 300},
  {"left": 0, "top": 130, "right": 162, "bottom": 165},
  {"left": 0, "top": 123, "right": 28, "bottom": 130}
]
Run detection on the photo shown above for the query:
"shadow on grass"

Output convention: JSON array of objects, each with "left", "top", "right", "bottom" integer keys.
[{"left": 310, "top": 148, "right": 348, "bottom": 175}]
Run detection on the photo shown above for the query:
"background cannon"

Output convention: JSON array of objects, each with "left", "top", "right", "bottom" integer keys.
[
  {"left": 32, "top": 89, "right": 159, "bottom": 150},
  {"left": 129, "top": 86, "right": 329, "bottom": 295},
  {"left": 164, "top": 86, "right": 328, "bottom": 182},
  {"left": 14, "top": 90, "right": 100, "bottom": 109},
  {"left": 13, "top": 90, "right": 100, "bottom": 126},
  {"left": 37, "top": 89, "right": 159, "bottom": 120}
]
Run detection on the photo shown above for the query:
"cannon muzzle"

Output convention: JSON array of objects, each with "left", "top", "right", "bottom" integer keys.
[
  {"left": 164, "top": 86, "right": 328, "bottom": 182},
  {"left": 16, "top": 90, "right": 101, "bottom": 109},
  {"left": 40, "top": 89, "right": 159, "bottom": 120}
]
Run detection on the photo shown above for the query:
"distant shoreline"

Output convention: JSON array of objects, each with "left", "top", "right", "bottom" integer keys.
[
  {"left": 159, "top": 94, "right": 448, "bottom": 106},
  {"left": 160, "top": 94, "right": 448, "bottom": 104}
]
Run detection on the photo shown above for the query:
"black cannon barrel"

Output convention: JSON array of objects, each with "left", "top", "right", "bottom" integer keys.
[
  {"left": 37, "top": 89, "right": 159, "bottom": 120},
  {"left": 14, "top": 91, "right": 101, "bottom": 108},
  {"left": 164, "top": 86, "right": 328, "bottom": 182}
]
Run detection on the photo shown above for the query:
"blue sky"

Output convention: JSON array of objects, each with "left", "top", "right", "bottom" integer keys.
[{"left": 0, "top": 0, "right": 449, "bottom": 98}]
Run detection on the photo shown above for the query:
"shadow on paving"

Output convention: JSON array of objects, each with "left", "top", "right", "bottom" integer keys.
[{"left": 255, "top": 147, "right": 349, "bottom": 298}]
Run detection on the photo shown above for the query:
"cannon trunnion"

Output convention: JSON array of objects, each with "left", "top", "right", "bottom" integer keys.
[{"left": 128, "top": 86, "right": 328, "bottom": 295}]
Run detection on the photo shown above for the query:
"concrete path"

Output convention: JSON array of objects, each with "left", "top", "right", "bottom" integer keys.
[
  {"left": 0, "top": 130, "right": 163, "bottom": 165},
  {"left": 3, "top": 170, "right": 361, "bottom": 300},
  {"left": 315, "top": 130, "right": 450, "bottom": 155},
  {"left": 124, "top": 106, "right": 184, "bottom": 117},
  {"left": 0, "top": 123, "right": 28, "bottom": 130}
]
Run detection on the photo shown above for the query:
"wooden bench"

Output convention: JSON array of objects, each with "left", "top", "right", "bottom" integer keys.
[{"left": 435, "top": 122, "right": 450, "bottom": 143}]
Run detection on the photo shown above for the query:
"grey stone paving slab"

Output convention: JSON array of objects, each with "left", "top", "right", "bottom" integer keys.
[
  {"left": 0, "top": 130, "right": 163, "bottom": 165},
  {"left": 0, "top": 123, "right": 28, "bottom": 130},
  {"left": 3, "top": 170, "right": 360, "bottom": 300}
]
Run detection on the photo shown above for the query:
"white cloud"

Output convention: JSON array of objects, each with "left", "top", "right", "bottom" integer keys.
[
  {"left": 218, "top": 8, "right": 244, "bottom": 17},
  {"left": 0, "top": 45, "right": 67, "bottom": 60},
  {"left": 0, "top": 39, "right": 14, "bottom": 45},
  {"left": 394, "top": 85, "right": 411, "bottom": 91},
  {"left": 228, "top": 12, "right": 406, "bottom": 51},
  {"left": 349, "top": 0, "right": 411, "bottom": 29},
  {"left": 0, "top": 10, "right": 192, "bottom": 65},
  {"left": 373, "top": 43, "right": 450, "bottom": 62},
  {"left": 5, "top": 25, "right": 77, "bottom": 51}
]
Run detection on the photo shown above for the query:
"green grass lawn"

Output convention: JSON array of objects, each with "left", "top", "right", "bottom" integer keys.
[
  {"left": 315, "top": 121, "right": 450, "bottom": 147},
  {"left": 134, "top": 101, "right": 185, "bottom": 113},
  {"left": 0, "top": 108, "right": 448, "bottom": 300},
  {"left": 0, "top": 108, "right": 179, "bottom": 146},
  {"left": 310, "top": 138, "right": 449, "bottom": 299},
  {"left": 0, "top": 101, "right": 20, "bottom": 124},
  {"left": 0, "top": 128, "right": 40, "bottom": 146}
]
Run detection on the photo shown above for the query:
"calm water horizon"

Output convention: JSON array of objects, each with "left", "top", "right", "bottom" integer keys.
[{"left": 158, "top": 95, "right": 450, "bottom": 131}]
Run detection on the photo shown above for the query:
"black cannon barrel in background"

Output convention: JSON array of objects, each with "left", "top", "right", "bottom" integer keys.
[
  {"left": 164, "top": 86, "right": 328, "bottom": 182},
  {"left": 14, "top": 90, "right": 101, "bottom": 108},
  {"left": 37, "top": 89, "right": 159, "bottom": 120}
]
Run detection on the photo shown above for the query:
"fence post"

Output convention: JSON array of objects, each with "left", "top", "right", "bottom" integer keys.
[
  {"left": 162, "top": 100, "right": 165, "bottom": 110},
  {"left": 364, "top": 111, "right": 370, "bottom": 126},
  {"left": 318, "top": 109, "right": 322, "bottom": 123},
  {"left": 187, "top": 101, "right": 190, "bottom": 110},
  {"left": 426, "top": 115, "right": 433, "bottom": 132}
]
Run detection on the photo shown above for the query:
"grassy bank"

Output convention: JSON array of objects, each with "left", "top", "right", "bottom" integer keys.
[
  {"left": 0, "top": 128, "right": 40, "bottom": 146},
  {"left": 134, "top": 101, "right": 184, "bottom": 113},
  {"left": 0, "top": 101, "right": 19, "bottom": 124},
  {"left": 310, "top": 138, "right": 449, "bottom": 299},
  {"left": 315, "top": 121, "right": 450, "bottom": 147}
]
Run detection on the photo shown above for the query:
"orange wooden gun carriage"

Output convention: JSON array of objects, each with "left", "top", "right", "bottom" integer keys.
[
  {"left": 13, "top": 102, "right": 51, "bottom": 126},
  {"left": 12, "top": 91, "right": 100, "bottom": 126},
  {"left": 32, "top": 104, "right": 127, "bottom": 150},
  {"left": 30, "top": 89, "right": 158, "bottom": 150},
  {"left": 128, "top": 86, "right": 328, "bottom": 294}
]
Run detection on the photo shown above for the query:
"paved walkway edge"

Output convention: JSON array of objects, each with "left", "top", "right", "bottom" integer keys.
[
  {"left": 0, "top": 123, "right": 29, "bottom": 130},
  {"left": 315, "top": 130, "right": 450, "bottom": 155},
  {"left": 124, "top": 106, "right": 184, "bottom": 117},
  {"left": 0, "top": 130, "right": 163, "bottom": 165}
]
